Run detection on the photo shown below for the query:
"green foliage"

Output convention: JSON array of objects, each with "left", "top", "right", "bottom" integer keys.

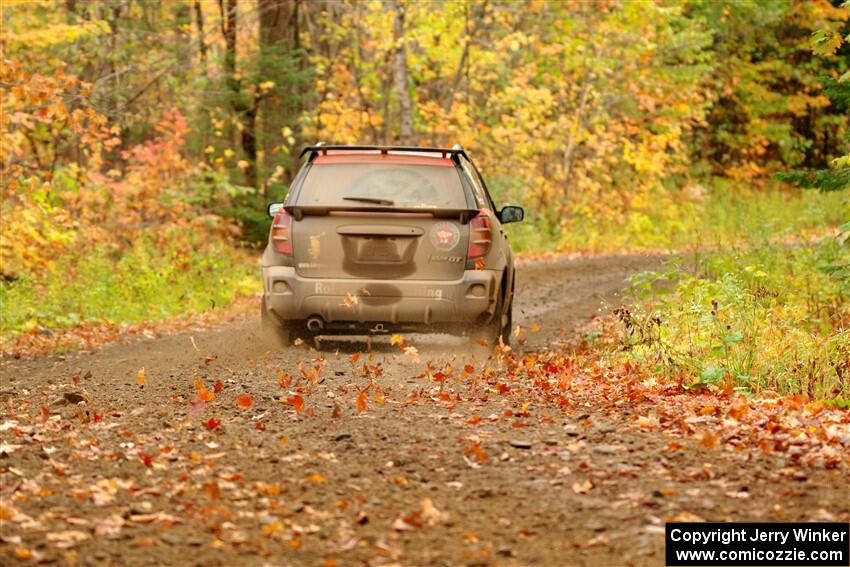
[
  {"left": 620, "top": 233, "right": 850, "bottom": 401},
  {"left": 775, "top": 5, "right": 850, "bottom": 192},
  {"left": 686, "top": 0, "right": 849, "bottom": 179},
  {"left": 0, "top": 233, "right": 259, "bottom": 336},
  {"left": 505, "top": 180, "right": 849, "bottom": 254},
  {"left": 3, "top": 0, "right": 850, "bottom": 342},
  {"left": 777, "top": 168, "right": 850, "bottom": 192}
]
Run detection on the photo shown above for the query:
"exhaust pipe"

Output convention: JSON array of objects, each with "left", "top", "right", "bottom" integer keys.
[{"left": 306, "top": 317, "right": 324, "bottom": 332}]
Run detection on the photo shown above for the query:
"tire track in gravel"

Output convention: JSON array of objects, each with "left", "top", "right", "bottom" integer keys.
[{"left": 2, "top": 253, "right": 847, "bottom": 567}]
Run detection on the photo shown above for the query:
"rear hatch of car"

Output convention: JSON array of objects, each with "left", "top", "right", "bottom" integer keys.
[{"left": 288, "top": 153, "right": 476, "bottom": 281}]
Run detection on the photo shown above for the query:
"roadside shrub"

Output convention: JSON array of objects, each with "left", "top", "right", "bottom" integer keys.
[
  {"left": 0, "top": 107, "right": 260, "bottom": 338},
  {"left": 0, "top": 231, "right": 258, "bottom": 336},
  {"left": 619, "top": 233, "right": 850, "bottom": 401},
  {"left": 504, "top": 180, "right": 848, "bottom": 255}
]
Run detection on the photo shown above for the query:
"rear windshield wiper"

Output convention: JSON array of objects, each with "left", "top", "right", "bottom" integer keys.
[{"left": 342, "top": 196, "right": 395, "bottom": 206}]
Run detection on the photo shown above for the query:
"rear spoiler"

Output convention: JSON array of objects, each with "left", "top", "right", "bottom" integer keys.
[
  {"left": 299, "top": 145, "right": 469, "bottom": 161},
  {"left": 285, "top": 205, "right": 481, "bottom": 224}
]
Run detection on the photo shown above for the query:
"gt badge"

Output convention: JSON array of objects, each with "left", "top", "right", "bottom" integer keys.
[{"left": 429, "top": 222, "right": 460, "bottom": 251}]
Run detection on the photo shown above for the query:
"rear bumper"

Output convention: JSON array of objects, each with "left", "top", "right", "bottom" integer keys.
[{"left": 262, "top": 266, "right": 499, "bottom": 326}]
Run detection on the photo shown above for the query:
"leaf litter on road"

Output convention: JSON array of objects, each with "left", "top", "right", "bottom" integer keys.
[{"left": 1, "top": 313, "right": 848, "bottom": 566}]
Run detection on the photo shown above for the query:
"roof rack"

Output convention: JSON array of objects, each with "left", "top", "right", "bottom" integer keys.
[{"left": 299, "top": 144, "right": 468, "bottom": 160}]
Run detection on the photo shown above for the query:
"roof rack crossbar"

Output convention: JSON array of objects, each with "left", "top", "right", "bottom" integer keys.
[{"left": 299, "top": 145, "right": 468, "bottom": 160}]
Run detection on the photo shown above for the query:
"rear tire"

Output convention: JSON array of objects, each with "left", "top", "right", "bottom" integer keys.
[
  {"left": 474, "top": 284, "right": 512, "bottom": 347},
  {"left": 260, "top": 301, "right": 309, "bottom": 348}
]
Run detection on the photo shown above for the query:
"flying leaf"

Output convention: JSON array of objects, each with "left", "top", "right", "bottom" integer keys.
[
  {"left": 286, "top": 395, "right": 304, "bottom": 413},
  {"left": 341, "top": 291, "right": 358, "bottom": 308},
  {"left": 278, "top": 372, "right": 291, "bottom": 388},
  {"left": 390, "top": 335, "right": 404, "bottom": 346},
  {"left": 464, "top": 442, "right": 488, "bottom": 463},
  {"left": 356, "top": 390, "right": 368, "bottom": 413},
  {"left": 404, "top": 345, "right": 420, "bottom": 363}
]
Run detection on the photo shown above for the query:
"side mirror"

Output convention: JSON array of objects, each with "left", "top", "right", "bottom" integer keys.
[
  {"left": 267, "top": 203, "right": 284, "bottom": 218},
  {"left": 498, "top": 205, "right": 524, "bottom": 224}
]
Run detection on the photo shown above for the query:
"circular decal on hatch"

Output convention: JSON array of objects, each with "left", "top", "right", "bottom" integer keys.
[{"left": 429, "top": 222, "right": 461, "bottom": 251}]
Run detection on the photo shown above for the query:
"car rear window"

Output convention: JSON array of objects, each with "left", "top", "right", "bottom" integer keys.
[{"left": 295, "top": 162, "right": 468, "bottom": 209}]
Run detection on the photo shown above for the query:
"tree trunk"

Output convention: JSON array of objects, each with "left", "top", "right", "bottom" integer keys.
[
  {"left": 258, "top": 0, "right": 300, "bottom": 192},
  {"left": 219, "top": 0, "right": 258, "bottom": 188},
  {"left": 193, "top": 0, "right": 207, "bottom": 66},
  {"left": 390, "top": 0, "right": 414, "bottom": 143},
  {"left": 444, "top": 0, "right": 488, "bottom": 116},
  {"left": 221, "top": 0, "right": 237, "bottom": 84}
]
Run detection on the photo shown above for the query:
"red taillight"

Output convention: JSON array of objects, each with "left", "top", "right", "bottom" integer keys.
[
  {"left": 467, "top": 210, "right": 492, "bottom": 259},
  {"left": 270, "top": 210, "right": 293, "bottom": 256}
]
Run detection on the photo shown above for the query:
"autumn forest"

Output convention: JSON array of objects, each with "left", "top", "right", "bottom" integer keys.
[{"left": 1, "top": 0, "right": 849, "bottom": 565}]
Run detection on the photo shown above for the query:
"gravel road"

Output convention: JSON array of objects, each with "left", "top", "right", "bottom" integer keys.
[{"left": 1, "top": 254, "right": 846, "bottom": 566}]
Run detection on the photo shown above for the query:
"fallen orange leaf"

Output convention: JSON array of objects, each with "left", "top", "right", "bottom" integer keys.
[
  {"left": 203, "top": 481, "right": 221, "bottom": 499},
  {"left": 286, "top": 395, "right": 304, "bottom": 413},
  {"left": 236, "top": 395, "right": 253, "bottom": 409},
  {"left": 696, "top": 431, "right": 720, "bottom": 449}
]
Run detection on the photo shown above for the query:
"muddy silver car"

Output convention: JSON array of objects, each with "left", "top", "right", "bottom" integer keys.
[{"left": 260, "top": 145, "right": 523, "bottom": 346}]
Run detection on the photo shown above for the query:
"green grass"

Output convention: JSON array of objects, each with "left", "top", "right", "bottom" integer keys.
[
  {"left": 504, "top": 179, "right": 849, "bottom": 254},
  {"left": 619, "top": 234, "right": 850, "bottom": 401},
  {"left": 0, "top": 232, "right": 259, "bottom": 337}
]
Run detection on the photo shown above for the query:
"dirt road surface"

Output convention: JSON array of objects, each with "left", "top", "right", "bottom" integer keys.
[{"left": 2, "top": 255, "right": 847, "bottom": 566}]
